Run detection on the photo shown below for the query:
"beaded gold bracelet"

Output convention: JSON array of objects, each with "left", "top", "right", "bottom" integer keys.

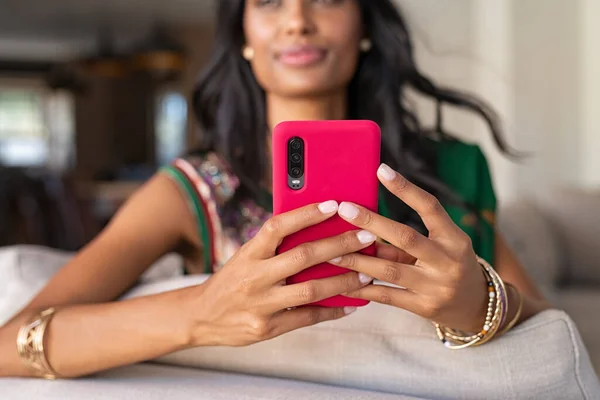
[
  {"left": 16, "top": 307, "right": 61, "bottom": 380},
  {"left": 472, "top": 259, "right": 507, "bottom": 347},
  {"left": 433, "top": 257, "right": 507, "bottom": 349}
]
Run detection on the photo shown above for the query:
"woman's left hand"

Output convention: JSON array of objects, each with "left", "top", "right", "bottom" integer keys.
[{"left": 330, "top": 163, "right": 488, "bottom": 332}]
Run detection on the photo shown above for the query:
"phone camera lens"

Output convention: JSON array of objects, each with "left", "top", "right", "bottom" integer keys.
[
  {"left": 291, "top": 167, "right": 302, "bottom": 178},
  {"left": 291, "top": 153, "right": 301, "bottom": 163},
  {"left": 290, "top": 139, "right": 302, "bottom": 150}
]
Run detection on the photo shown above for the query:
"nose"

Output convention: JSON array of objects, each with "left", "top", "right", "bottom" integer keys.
[{"left": 283, "top": 1, "right": 316, "bottom": 36}]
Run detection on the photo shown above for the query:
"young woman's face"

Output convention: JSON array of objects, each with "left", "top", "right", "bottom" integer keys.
[{"left": 243, "top": 0, "right": 363, "bottom": 98}]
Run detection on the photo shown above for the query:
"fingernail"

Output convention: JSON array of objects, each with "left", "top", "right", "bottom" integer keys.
[
  {"left": 357, "top": 230, "right": 376, "bottom": 244},
  {"left": 318, "top": 200, "right": 338, "bottom": 214},
  {"left": 378, "top": 163, "right": 396, "bottom": 181},
  {"left": 344, "top": 306, "right": 357, "bottom": 315},
  {"left": 329, "top": 257, "right": 342, "bottom": 264},
  {"left": 358, "top": 273, "right": 373, "bottom": 284},
  {"left": 339, "top": 202, "right": 359, "bottom": 219}
]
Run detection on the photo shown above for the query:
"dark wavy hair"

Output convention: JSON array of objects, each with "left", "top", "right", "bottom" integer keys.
[{"left": 193, "top": 0, "right": 511, "bottom": 232}]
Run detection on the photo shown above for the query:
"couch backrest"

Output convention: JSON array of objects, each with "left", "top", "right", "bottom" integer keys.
[
  {"left": 539, "top": 188, "right": 600, "bottom": 285},
  {"left": 498, "top": 200, "right": 564, "bottom": 290}
]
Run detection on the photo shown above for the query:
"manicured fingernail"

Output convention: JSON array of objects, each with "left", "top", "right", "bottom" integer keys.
[
  {"left": 378, "top": 163, "right": 396, "bottom": 181},
  {"left": 329, "top": 257, "right": 342, "bottom": 264},
  {"left": 357, "top": 230, "right": 376, "bottom": 244},
  {"left": 344, "top": 306, "right": 357, "bottom": 315},
  {"left": 359, "top": 273, "right": 373, "bottom": 284},
  {"left": 318, "top": 200, "right": 338, "bottom": 214},
  {"left": 339, "top": 202, "right": 359, "bottom": 219}
]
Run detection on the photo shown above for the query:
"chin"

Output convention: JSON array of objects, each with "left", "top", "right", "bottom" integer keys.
[
  {"left": 279, "top": 85, "right": 339, "bottom": 98},
  {"left": 272, "top": 76, "right": 347, "bottom": 98}
]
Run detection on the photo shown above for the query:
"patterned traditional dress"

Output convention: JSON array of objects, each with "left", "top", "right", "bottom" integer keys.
[{"left": 161, "top": 139, "right": 497, "bottom": 274}]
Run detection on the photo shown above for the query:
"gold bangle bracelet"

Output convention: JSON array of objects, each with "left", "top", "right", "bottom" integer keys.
[
  {"left": 434, "top": 257, "right": 506, "bottom": 349},
  {"left": 496, "top": 283, "right": 524, "bottom": 337},
  {"left": 472, "top": 260, "right": 507, "bottom": 347},
  {"left": 16, "top": 307, "right": 61, "bottom": 380}
]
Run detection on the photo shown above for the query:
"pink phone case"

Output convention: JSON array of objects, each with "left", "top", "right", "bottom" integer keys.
[{"left": 272, "top": 120, "right": 381, "bottom": 308}]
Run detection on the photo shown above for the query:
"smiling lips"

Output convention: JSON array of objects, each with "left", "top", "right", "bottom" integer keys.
[{"left": 276, "top": 45, "right": 327, "bottom": 67}]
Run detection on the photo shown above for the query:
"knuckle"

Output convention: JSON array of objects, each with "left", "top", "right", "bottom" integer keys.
[
  {"left": 291, "top": 244, "right": 314, "bottom": 266},
  {"left": 395, "top": 226, "right": 419, "bottom": 248},
  {"left": 382, "top": 263, "right": 400, "bottom": 284},
  {"left": 342, "top": 272, "right": 360, "bottom": 291},
  {"left": 339, "top": 231, "right": 357, "bottom": 251},
  {"left": 262, "top": 217, "right": 282, "bottom": 237},
  {"left": 300, "top": 206, "right": 315, "bottom": 223},
  {"left": 306, "top": 308, "right": 323, "bottom": 326},
  {"left": 393, "top": 174, "right": 410, "bottom": 191},
  {"left": 248, "top": 317, "right": 270, "bottom": 339},
  {"left": 457, "top": 234, "right": 474, "bottom": 258},
  {"left": 345, "top": 253, "right": 359, "bottom": 269},
  {"left": 298, "top": 282, "right": 319, "bottom": 302},
  {"left": 422, "top": 299, "right": 443, "bottom": 320},
  {"left": 423, "top": 195, "right": 443, "bottom": 215},
  {"left": 376, "top": 288, "right": 393, "bottom": 305},
  {"left": 361, "top": 210, "right": 374, "bottom": 227},
  {"left": 439, "top": 285, "right": 458, "bottom": 303}
]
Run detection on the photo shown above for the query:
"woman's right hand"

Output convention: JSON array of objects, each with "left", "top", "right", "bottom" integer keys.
[{"left": 186, "top": 200, "right": 376, "bottom": 347}]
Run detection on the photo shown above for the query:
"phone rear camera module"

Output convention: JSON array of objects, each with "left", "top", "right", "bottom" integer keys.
[
  {"left": 288, "top": 137, "right": 305, "bottom": 190},
  {"left": 290, "top": 139, "right": 302, "bottom": 150},
  {"left": 291, "top": 167, "right": 302, "bottom": 178}
]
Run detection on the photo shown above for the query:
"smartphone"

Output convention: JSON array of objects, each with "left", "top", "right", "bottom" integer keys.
[{"left": 272, "top": 120, "right": 381, "bottom": 307}]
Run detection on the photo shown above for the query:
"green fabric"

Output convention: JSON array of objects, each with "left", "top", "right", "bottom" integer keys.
[
  {"left": 161, "top": 166, "right": 214, "bottom": 273},
  {"left": 433, "top": 139, "right": 496, "bottom": 264},
  {"left": 377, "top": 140, "right": 496, "bottom": 264}
]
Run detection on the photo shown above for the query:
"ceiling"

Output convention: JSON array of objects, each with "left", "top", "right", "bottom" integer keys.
[{"left": 0, "top": 0, "right": 216, "bottom": 39}]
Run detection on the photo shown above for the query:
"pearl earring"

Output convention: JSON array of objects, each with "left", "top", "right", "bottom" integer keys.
[
  {"left": 242, "top": 46, "right": 255, "bottom": 61},
  {"left": 359, "top": 38, "right": 372, "bottom": 53}
]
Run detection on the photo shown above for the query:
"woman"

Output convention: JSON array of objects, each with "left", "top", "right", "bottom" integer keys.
[{"left": 0, "top": 0, "right": 550, "bottom": 379}]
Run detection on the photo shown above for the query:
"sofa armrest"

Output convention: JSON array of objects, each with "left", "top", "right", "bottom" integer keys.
[{"left": 130, "top": 276, "right": 600, "bottom": 399}]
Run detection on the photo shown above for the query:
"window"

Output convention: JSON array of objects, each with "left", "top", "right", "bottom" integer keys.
[
  {"left": 156, "top": 90, "right": 188, "bottom": 166},
  {"left": 0, "top": 80, "right": 75, "bottom": 171}
]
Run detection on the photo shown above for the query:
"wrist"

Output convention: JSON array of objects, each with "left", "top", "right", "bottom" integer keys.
[
  {"left": 177, "top": 283, "right": 218, "bottom": 348},
  {"left": 153, "top": 287, "right": 203, "bottom": 351},
  {"left": 514, "top": 294, "right": 551, "bottom": 327}
]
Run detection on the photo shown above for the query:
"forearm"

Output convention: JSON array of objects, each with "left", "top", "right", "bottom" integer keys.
[
  {"left": 503, "top": 283, "right": 551, "bottom": 331},
  {"left": 0, "top": 288, "right": 193, "bottom": 378}
]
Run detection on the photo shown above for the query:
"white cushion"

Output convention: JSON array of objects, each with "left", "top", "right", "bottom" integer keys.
[
  {"left": 0, "top": 363, "right": 408, "bottom": 400},
  {"left": 126, "top": 276, "right": 600, "bottom": 400},
  {"left": 555, "top": 288, "right": 600, "bottom": 373}
]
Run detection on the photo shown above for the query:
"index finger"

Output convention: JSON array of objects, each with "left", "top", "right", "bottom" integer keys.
[
  {"left": 250, "top": 200, "right": 339, "bottom": 258},
  {"left": 377, "top": 163, "right": 458, "bottom": 234},
  {"left": 337, "top": 202, "right": 445, "bottom": 263}
]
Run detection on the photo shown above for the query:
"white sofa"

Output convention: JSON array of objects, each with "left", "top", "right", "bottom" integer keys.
[
  {"left": 1, "top": 363, "right": 410, "bottom": 400},
  {"left": 498, "top": 188, "right": 600, "bottom": 373},
  {"left": 0, "top": 247, "right": 599, "bottom": 399}
]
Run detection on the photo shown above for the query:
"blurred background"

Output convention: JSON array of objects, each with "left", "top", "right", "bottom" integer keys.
[
  {"left": 0, "top": 0, "right": 598, "bottom": 372},
  {"left": 0, "top": 0, "right": 598, "bottom": 247},
  {"left": 0, "top": 0, "right": 214, "bottom": 248}
]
